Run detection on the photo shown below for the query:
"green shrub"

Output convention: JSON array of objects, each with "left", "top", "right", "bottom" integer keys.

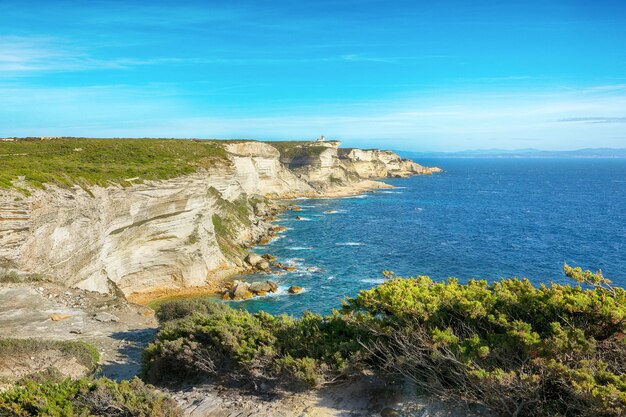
[
  {"left": 0, "top": 271, "right": 42, "bottom": 283},
  {"left": 344, "top": 267, "right": 626, "bottom": 417},
  {"left": 0, "top": 377, "right": 181, "bottom": 417},
  {"left": 143, "top": 266, "right": 626, "bottom": 416},
  {"left": 153, "top": 297, "right": 230, "bottom": 323},
  {"left": 144, "top": 304, "right": 367, "bottom": 388}
]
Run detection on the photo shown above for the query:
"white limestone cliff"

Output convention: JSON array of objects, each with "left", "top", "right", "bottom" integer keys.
[{"left": 0, "top": 141, "right": 440, "bottom": 299}]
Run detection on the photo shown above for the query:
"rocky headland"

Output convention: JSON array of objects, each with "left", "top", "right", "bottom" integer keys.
[{"left": 0, "top": 139, "right": 440, "bottom": 303}]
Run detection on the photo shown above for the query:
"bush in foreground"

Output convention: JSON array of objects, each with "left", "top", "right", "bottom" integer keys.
[
  {"left": 143, "top": 300, "right": 367, "bottom": 389},
  {"left": 0, "top": 377, "right": 181, "bottom": 417},
  {"left": 345, "top": 265, "right": 626, "bottom": 417},
  {"left": 143, "top": 266, "right": 626, "bottom": 416}
]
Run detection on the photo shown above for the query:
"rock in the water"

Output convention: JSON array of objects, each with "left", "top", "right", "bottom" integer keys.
[
  {"left": 244, "top": 253, "right": 263, "bottom": 266},
  {"left": 267, "top": 281, "right": 278, "bottom": 292},
  {"left": 93, "top": 312, "right": 119, "bottom": 323},
  {"left": 288, "top": 285, "right": 302, "bottom": 294},
  {"left": 295, "top": 216, "right": 302, "bottom": 221},
  {"left": 249, "top": 282, "right": 272, "bottom": 293},
  {"left": 233, "top": 282, "right": 251, "bottom": 299},
  {"left": 262, "top": 253, "right": 276, "bottom": 261},
  {"left": 257, "top": 260, "right": 270, "bottom": 271}
]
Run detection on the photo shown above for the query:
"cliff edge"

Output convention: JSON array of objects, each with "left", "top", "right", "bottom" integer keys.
[{"left": 0, "top": 138, "right": 440, "bottom": 300}]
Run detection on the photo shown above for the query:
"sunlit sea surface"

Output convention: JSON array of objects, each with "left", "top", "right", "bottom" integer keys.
[{"left": 223, "top": 158, "right": 626, "bottom": 315}]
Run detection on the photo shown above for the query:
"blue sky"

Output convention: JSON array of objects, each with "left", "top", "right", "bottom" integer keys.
[{"left": 1, "top": 0, "right": 625, "bottom": 151}]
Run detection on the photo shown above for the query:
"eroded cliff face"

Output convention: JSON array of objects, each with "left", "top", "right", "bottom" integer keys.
[
  {"left": 0, "top": 141, "right": 439, "bottom": 298},
  {"left": 338, "top": 148, "right": 442, "bottom": 178}
]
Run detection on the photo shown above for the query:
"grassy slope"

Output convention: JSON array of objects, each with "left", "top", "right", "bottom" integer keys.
[{"left": 0, "top": 138, "right": 228, "bottom": 191}]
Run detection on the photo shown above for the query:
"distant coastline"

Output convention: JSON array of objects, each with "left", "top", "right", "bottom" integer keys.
[{"left": 397, "top": 147, "right": 626, "bottom": 159}]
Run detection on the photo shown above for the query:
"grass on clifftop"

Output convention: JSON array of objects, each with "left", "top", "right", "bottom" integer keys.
[
  {"left": 266, "top": 141, "right": 329, "bottom": 161},
  {"left": 0, "top": 138, "right": 228, "bottom": 191}
]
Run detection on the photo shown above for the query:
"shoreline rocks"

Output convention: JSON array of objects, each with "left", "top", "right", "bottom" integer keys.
[
  {"left": 288, "top": 285, "right": 303, "bottom": 294},
  {"left": 221, "top": 279, "right": 279, "bottom": 301}
]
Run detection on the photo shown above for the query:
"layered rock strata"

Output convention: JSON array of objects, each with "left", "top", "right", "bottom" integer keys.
[{"left": 0, "top": 140, "right": 440, "bottom": 299}]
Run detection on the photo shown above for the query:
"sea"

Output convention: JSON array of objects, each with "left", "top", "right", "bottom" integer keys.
[{"left": 229, "top": 158, "right": 626, "bottom": 316}]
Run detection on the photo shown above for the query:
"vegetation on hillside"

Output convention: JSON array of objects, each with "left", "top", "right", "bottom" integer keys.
[
  {"left": 0, "top": 271, "right": 42, "bottom": 284},
  {"left": 0, "top": 338, "right": 100, "bottom": 373},
  {"left": 266, "top": 141, "right": 329, "bottom": 162},
  {"left": 142, "top": 299, "right": 367, "bottom": 388},
  {"left": 208, "top": 188, "right": 255, "bottom": 262},
  {"left": 0, "top": 377, "right": 181, "bottom": 417},
  {"left": 0, "top": 138, "right": 228, "bottom": 191},
  {"left": 144, "top": 265, "right": 626, "bottom": 417},
  {"left": 0, "top": 339, "right": 180, "bottom": 417}
]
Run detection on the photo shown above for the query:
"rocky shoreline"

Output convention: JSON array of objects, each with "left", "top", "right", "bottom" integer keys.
[
  {"left": 129, "top": 181, "right": 396, "bottom": 306},
  {"left": 1, "top": 140, "right": 438, "bottom": 305}
]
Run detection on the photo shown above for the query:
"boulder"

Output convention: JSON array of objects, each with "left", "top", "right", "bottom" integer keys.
[
  {"left": 288, "top": 285, "right": 303, "bottom": 294},
  {"left": 267, "top": 281, "right": 278, "bottom": 292},
  {"left": 249, "top": 282, "right": 272, "bottom": 293},
  {"left": 245, "top": 253, "right": 263, "bottom": 266},
  {"left": 257, "top": 260, "right": 270, "bottom": 271},
  {"left": 222, "top": 292, "right": 233, "bottom": 301},
  {"left": 233, "top": 282, "right": 251, "bottom": 299},
  {"left": 262, "top": 253, "right": 276, "bottom": 261},
  {"left": 295, "top": 216, "right": 303, "bottom": 221}
]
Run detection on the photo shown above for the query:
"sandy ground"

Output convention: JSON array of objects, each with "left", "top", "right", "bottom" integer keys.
[
  {"left": 171, "top": 375, "right": 483, "bottom": 417},
  {"left": 0, "top": 284, "right": 157, "bottom": 381}
]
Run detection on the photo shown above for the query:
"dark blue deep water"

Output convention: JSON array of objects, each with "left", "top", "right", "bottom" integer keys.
[{"left": 234, "top": 158, "right": 626, "bottom": 316}]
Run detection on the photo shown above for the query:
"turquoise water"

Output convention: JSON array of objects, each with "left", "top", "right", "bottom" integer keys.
[{"left": 232, "top": 158, "right": 626, "bottom": 316}]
